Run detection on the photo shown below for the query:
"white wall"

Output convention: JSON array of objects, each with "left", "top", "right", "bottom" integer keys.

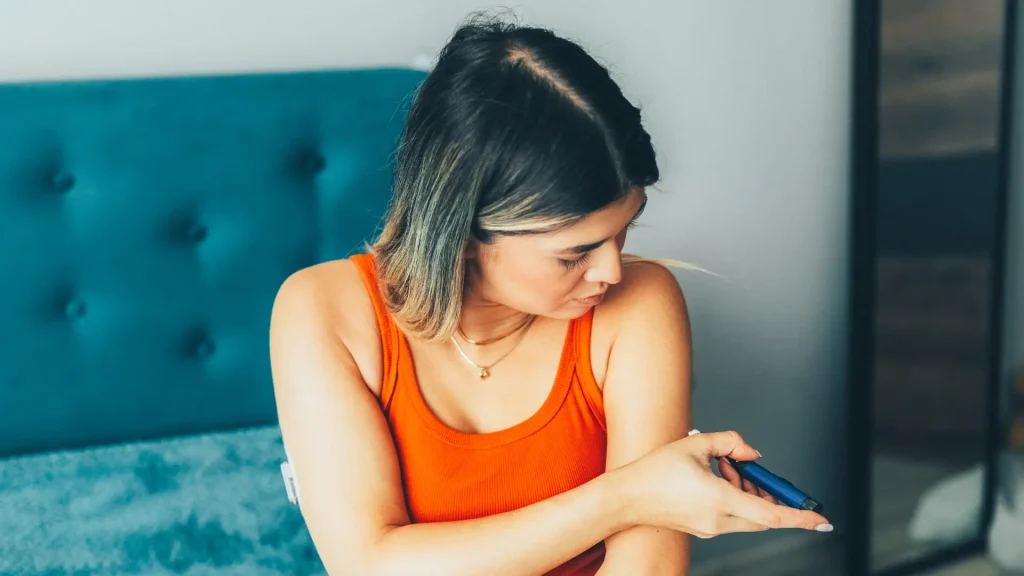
[{"left": 0, "top": 0, "right": 852, "bottom": 564}]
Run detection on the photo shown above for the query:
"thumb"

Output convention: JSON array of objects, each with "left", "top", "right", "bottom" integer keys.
[{"left": 693, "top": 430, "right": 761, "bottom": 463}]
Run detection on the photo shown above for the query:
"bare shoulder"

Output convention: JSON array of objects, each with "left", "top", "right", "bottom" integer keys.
[
  {"left": 270, "top": 258, "right": 384, "bottom": 395},
  {"left": 272, "top": 259, "right": 363, "bottom": 315},
  {"left": 605, "top": 261, "right": 687, "bottom": 316},
  {"left": 589, "top": 261, "right": 691, "bottom": 386}
]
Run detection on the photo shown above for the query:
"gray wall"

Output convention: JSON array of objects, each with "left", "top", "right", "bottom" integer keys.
[{"left": 0, "top": 0, "right": 853, "bottom": 564}]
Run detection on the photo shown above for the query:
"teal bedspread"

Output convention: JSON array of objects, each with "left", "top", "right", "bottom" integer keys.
[{"left": 0, "top": 426, "right": 324, "bottom": 575}]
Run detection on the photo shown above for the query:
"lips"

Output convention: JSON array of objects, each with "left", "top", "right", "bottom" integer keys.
[{"left": 575, "top": 292, "right": 606, "bottom": 305}]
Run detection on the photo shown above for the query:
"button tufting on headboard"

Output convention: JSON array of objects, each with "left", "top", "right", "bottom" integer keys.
[
  {"left": 0, "top": 68, "right": 426, "bottom": 458},
  {"left": 51, "top": 172, "right": 75, "bottom": 194},
  {"left": 184, "top": 222, "right": 208, "bottom": 244},
  {"left": 192, "top": 336, "right": 217, "bottom": 361},
  {"left": 63, "top": 298, "right": 88, "bottom": 320},
  {"left": 304, "top": 153, "right": 327, "bottom": 175}
]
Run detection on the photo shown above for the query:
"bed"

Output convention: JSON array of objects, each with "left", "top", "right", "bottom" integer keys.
[{"left": 0, "top": 66, "right": 426, "bottom": 575}]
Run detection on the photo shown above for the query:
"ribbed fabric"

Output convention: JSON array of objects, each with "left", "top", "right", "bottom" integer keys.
[{"left": 351, "top": 254, "right": 609, "bottom": 575}]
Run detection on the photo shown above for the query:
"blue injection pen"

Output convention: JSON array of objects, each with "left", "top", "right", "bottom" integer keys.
[{"left": 689, "top": 429, "right": 823, "bottom": 513}]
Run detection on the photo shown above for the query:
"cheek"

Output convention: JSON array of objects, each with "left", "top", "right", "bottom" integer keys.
[
  {"left": 495, "top": 260, "right": 582, "bottom": 306},
  {"left": 519, "top": 262, "right": 579, "bottom": 294}
]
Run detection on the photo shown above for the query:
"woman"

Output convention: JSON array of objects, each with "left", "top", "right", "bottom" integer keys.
[{"left": 270, "top": 17, "right": 831, "bottom": 576}]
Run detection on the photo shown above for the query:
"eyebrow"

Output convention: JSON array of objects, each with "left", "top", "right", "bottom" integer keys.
[
  {"left": 560, "top": 239, "right": 607, "bottom": 255},
  {"left": 556, "top": 194, "right": 648, "bottom": 255}
]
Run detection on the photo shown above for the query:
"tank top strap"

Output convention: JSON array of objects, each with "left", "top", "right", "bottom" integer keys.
[
  {"left": 571, "top": 308, "right": 606, "bottom": 430},
  {"left": 350, "top": 253, "right": 401, "bottom": 410}
]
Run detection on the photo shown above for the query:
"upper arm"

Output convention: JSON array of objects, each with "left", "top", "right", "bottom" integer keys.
[
  {"left": 269, "top": 266, "right": 409, "bottom": 574},
  {"left": 598, "top": 262, "right": 692, "bottom": 573}
]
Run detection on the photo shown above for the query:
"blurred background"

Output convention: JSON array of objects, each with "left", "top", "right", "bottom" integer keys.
[
  {"left": 867, "top": 0, "right": 1013, "bottom": 574},
  {"left": 0, "top": 1, "right": 1022, "bottom": 575}
]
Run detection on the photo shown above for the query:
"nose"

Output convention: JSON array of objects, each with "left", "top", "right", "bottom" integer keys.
[{"left": 584, "top": 243, "right": 623, "bottom": 285}]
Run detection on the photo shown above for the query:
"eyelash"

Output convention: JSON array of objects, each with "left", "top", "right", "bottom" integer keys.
[
  {"left": 557, "top": 202, "right": 643, "bottom": 270},
  {"left": 629, "top": 197, "right": 647, "bottom": 228},
  {"left": 558, "top": 252, "right": 590, "bottom": 270}
]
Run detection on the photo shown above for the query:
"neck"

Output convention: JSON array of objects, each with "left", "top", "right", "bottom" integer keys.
[
  {"left": 459, "top": 263, "right": 532, "bottom": 342},
  {"left": 458, "top": 292, "right": 532, "bottom": 343}
]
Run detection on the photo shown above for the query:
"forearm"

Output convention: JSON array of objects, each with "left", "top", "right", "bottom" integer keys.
[
  {"left": 364, "top": 470, "right": 632, "bottom": 576},
  {"left": 597, "top": 527, "right": 690, "bottom": 575}
]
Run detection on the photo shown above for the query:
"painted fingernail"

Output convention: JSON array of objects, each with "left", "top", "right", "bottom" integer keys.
[{"left": 815, "top": 524, "right": 834, "bottom": 532}]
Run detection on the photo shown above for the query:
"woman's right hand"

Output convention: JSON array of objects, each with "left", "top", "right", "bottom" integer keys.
[{"left": 616, "top": 430, "right": 833, "bottom": 538}]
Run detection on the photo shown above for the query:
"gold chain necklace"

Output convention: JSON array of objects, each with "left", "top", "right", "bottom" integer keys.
[
  {"left": 451, "top": 316, "right": 535, "bottom": 379},
  {"left": 456, "top": 313, "right": 534, "bottom": 346}
]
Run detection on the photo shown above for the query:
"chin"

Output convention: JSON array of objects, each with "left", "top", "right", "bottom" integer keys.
[
  {"left": 513, "top": 294, "right": 598, "bottom": 319},
  {"left": 545, "top": 302, "right": 597, "bottom": 319}
]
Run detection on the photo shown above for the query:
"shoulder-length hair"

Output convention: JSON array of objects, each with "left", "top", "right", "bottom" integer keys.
[{"left": 371, "top": 16, "right": 659, "bottom": 342}]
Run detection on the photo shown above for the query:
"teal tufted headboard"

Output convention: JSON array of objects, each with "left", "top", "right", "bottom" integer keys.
[{"left": 0, "top": 68, "right": 426, "bottom": 458}]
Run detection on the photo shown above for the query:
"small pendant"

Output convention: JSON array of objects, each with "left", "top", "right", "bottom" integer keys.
[{"left": 479, "top": 368, "right": 490, "bottom": 379}]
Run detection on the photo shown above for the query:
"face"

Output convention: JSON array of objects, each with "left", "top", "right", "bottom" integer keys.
[{"left": 466, "top": 188, "right": 648, "bottom": 319}]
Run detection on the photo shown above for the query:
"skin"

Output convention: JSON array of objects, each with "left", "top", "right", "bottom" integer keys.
[{"left": 270, "top": 188, "right": 831, "bottom": 576}]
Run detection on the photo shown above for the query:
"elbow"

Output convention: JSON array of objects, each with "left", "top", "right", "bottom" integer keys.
[
  {"left": 320, "top": 552, "right": 388, "bottom": 576},
  {"left": 363, "top": 527, "right": 426, "bottom": 576},
  {"left": 320, "top": 526, "right": 406, "bottom": 576}
]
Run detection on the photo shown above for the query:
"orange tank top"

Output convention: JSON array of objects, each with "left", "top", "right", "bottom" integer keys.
[{"left": 351, "top": 254, "right": 610, "bottom": 575}]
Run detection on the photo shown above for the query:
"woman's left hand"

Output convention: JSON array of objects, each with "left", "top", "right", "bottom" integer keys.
[{"left": 717, "top": 458, "right": 778, "bottom": 505}]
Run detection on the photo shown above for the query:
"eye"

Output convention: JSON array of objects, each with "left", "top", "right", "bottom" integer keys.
[{"left": 558, "top": 252, "right": 590, "bottom": 270}]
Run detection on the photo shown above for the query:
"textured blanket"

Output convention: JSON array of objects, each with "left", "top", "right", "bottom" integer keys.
[{"left": 0, "top": 426, "right": 325, "bottom": 576}]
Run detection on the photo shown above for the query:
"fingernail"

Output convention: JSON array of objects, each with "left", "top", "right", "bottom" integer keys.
[
  {"left": 815, "top": 524, "right": 834, "bottom": 533},
  {"left": 757, "top": 451, "right": 763, "bottom": 458}
]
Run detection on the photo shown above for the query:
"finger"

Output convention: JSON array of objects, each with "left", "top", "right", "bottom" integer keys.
[
  {"left": 715, "top": 515, "right": 771, "bottom": 535},
  {"left": 741, "top": 478, "right": 759, "bottom": 496},
  {"left": 718, "top": 457, "right": 758, "bottom": 495},
  {"left": 696, "top": 431, "right": 761, "bottom": 463},
  {"left": 717, "top": 459, "right": 744, "bottom": 491},
  {"left": 724, "top": 488, "right": 831, "bottom": 531},
  {"left": 757, "top": 487, "right": 778, "bottom": 505}
]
